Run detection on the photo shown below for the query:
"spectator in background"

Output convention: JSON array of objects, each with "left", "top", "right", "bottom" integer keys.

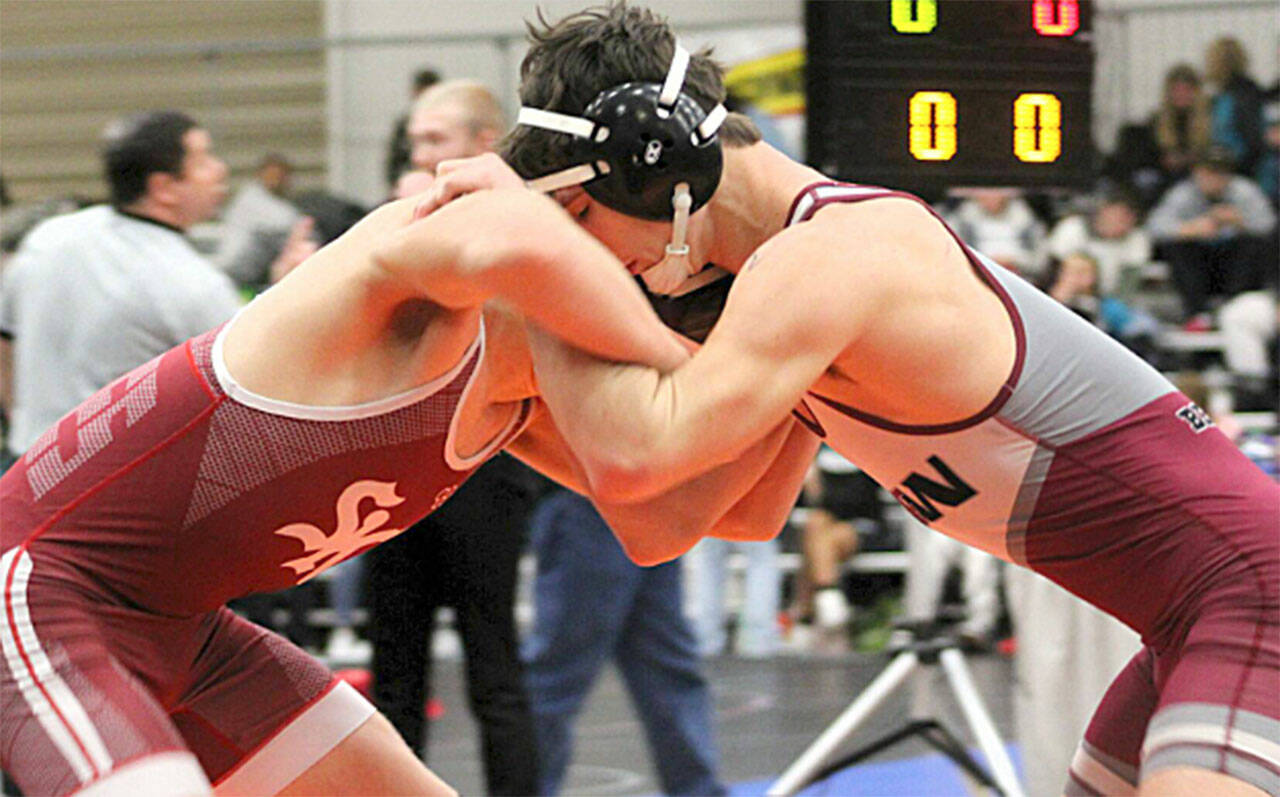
[
  {"left": 1046, "top": 191, "right": 1152, "bottom": 299},
  {"left": 385, "top": 67, "right": 442, "bottom": 190},
  {"left": 1258, "top": 97, "right": 1279, "bottom": 207},
  {"left": 1151, "top": 63, "right": 1213, "bottom": 184},
  {"left": 1046, "top": 253, "right": 1159, "bottom": 361},
  {"left": 0, "top": 111, "right": 241, "bottom": 467},
  {"left": 367, "top": 455, "right": 540, "bottom": 795},
  {"left": 945, "top": 188, "right": 1046, "bottom": 280},
  {"left": 899, "top": 516, "right": 1002, "bottom": 651},
  {"left": 522, "top": 489, "right": 726, "bottom": 797},
  {"left": 1147, "top": 147, "right": 1276, "bottom": 326},
  {"left": 213, "top": 153, "right": 317, "bottom": 288},
  {"left": 1218, "top": 289, "right": 1278, "bottom": 411},
  {"left": 790, "top": 447, "right": 885, "bottom": 638},
  {"left": 686, "top": 533, "right": 781, "bottom": 658},
  {"left": 405, "top": 79, "right": 506, "bottom": 174},
  {"left": 1205, "top": 36, "right": 1265, "bottom": 177},
  {"left": 366, "top": 80, "right": 539, "bottom": 795}
]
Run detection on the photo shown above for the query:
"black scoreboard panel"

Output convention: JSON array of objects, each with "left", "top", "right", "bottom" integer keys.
[{"left": 806, "top": 0, "right": 1095, "bottom": 193}]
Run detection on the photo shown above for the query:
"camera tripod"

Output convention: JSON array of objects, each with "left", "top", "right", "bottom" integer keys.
[{"left": 767, "top": 623, "right": 1026, "bottom": 797}]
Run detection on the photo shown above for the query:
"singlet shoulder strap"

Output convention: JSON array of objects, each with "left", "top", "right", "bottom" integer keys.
[{"left": 786, "top": 181, "right": 916, "bottom": 227}]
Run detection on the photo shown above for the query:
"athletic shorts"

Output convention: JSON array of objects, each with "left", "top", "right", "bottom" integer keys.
[
  {"left": 0, "top": 545, "right": 375, "bottom": 796},
  {"left": 1066, "top": 574, "right": 1280, "bottom": 795}
]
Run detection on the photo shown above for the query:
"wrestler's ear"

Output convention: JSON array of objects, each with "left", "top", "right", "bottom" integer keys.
[{"left": 551, "top": 186, "right": 585, "bottom": 208}]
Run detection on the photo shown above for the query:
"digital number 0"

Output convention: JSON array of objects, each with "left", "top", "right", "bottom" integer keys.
[
  {"left": 909, "top": 91, "right": 957, "bottom": 161},
  {"left": 1014, "top": 93, "right": 1062, "bottom": 162}
]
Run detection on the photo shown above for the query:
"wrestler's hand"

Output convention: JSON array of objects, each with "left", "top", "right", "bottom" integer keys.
[
  {"left": 394, "top": 169, "right": 435, "bottom": 200},
  {"left": 413, "top": 153, "right": 524, "bottom": 219}
]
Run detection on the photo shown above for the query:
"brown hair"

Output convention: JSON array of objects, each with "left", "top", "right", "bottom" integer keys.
[
  {"left": 499, "top": 2, "right": 760, "bottom": 180},
  {"left": 416, "top": 80, "right": 507, "bottom": 136},
  {"left": 1153, "top": 63, "right": 1211, "bottom": 156},
  {"left": 1205, "top": 36, "right": 1249, "bottom": 85}
]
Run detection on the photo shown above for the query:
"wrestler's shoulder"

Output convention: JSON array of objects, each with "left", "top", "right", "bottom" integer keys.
[{"left": 751, "top": 196, "right": 944, "bottom": 283}]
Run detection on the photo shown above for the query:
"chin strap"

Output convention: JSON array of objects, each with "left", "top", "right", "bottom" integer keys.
[{"left": 640, "top": 182, "right": 704, "bottom": 295}]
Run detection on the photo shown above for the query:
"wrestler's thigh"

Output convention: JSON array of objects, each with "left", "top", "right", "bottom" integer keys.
[
  {"left": 1139, "top": 602, "right": 1280, "bottom": 796},
  {"left": 1065, "top": 648, "right": 1156, "bottom": 796},
  {"left": 276, "top": 711, "right": 456, "bottom": 797},
  {"left": 1, "top": 549, "right": 208, "bottom": 796}
]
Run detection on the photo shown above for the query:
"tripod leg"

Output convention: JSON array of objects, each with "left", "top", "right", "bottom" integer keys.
[
  {"left": 767, "top": 652, "right": 919, "bottom": 796},
  {"left": 938, "top": 648, "right": 1026, "bottom": 797}
]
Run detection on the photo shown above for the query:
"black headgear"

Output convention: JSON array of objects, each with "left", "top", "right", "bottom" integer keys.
[{"left": 517, "top": 44, "right": 727, "bottom": 221}]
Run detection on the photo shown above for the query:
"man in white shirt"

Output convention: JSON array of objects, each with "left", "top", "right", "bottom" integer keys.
[{"left": 0, "top": 110, "right": 242, "bottom": 464}]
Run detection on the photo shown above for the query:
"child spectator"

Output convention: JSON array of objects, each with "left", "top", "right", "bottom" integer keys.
[{"left": 1047, "top": 192, "right": 1152, "bottom": 298}]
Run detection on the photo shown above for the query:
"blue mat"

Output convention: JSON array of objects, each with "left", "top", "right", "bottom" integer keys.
[{"left": 728, "top": 745, "right": 1024, "bottom": 796}]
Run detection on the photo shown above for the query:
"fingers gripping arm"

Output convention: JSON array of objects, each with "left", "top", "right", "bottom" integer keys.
[{"left": 372, "top": 189, "right": 687, "bottom": 371}]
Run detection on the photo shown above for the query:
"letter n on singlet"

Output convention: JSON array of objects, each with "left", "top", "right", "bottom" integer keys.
[{"left": 891, "top": 455, "right": 977, "bottom": 524}]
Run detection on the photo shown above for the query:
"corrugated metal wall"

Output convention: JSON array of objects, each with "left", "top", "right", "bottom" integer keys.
[
  {"left": 0, "top": 0, "right": 325, "bottom": 202},
  {"left": 1094, "top": 0, "right": 1279, "bottom": 149}
]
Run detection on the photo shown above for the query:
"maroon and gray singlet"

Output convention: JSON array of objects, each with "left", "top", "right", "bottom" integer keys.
[{"left": 787, "top": 182, "right": 1279, "bottom": 796}]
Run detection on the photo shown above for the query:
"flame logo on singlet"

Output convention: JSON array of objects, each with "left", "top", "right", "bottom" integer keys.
[{"left": 274, "top": 479, "right": 406, "bottom": 582}]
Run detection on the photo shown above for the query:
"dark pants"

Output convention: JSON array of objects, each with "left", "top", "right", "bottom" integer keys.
[
  {"left": 367, "top": 455, "right": 538, "bottom": 796},
  {"left": 1163, "top": 235, "right": 1270, "bottom": 317},
  {"left": 523, "top": 490, "right": 725, "bottom": 797}
]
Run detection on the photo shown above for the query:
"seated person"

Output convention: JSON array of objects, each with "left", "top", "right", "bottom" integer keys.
[{"left": 1147, "top": 147, "right": 1276, "bottom": 326}]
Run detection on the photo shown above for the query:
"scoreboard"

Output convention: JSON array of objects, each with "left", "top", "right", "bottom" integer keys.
[{"left": 805, "top": 0, "right": 1095, "bottom": 193}]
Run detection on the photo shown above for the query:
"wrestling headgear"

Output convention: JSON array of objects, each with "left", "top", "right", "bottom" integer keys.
[{"left": 517, "top": 43, "right": 727, "bottom": 294}]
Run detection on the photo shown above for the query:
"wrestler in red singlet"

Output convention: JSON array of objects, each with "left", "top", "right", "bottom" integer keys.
[{"left": 0, "top": 321, "right": 528, "bottom": 795}]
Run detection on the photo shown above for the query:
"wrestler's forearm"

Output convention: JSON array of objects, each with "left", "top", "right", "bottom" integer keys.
[
  {"left": 708, "top": 421, "right": 820, "bottom": 543},
  {"left": 373, "top": 189, "right": 687, "bottom": 371},
  {"left": 528, "top": 329, "right": 794, "bottom": 502},
  {"left": 592, "top": 419, "right": 800, "bottom": 565},
  {"left": 510, "top": 405, "right": 800, "bottom": 565}
]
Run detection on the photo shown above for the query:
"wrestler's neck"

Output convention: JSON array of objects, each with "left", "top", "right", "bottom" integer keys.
[{"left": 698, "top": 142, "right": 825, "bottom": 273}]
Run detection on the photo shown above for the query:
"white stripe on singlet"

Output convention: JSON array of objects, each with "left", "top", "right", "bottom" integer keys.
[
  {"left": 1143, "top": 722, "right": 1280, "bottom": 770},
  {"left": 1070, "top": 744, "right": 1137, "bottom": 795},
  {"left": 74, "top": 751, "right": 210, "bottom": 796},
  {"left": 213, "top": 679, "right": 374, "bottom": 795},
  {"left": 0, "top": 547, "right": 114, "bottom": 783}
]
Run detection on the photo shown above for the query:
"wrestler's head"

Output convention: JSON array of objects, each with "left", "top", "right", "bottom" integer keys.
[{"left": 501, "top": 2, "right": 760, "bottom": 293}]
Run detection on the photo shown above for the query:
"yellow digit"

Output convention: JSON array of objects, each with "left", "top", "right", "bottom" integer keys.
[
  {"left": 1013, "top": 92, "right": 1061, "bottom": 163},
  {"left": 909, "top": 91, "right": 957, "bottom": 161},
  {"left": 891, "top": 0, "right": 938, "bottom": 34}
]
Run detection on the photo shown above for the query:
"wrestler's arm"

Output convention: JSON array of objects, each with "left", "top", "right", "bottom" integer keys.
[
  {"left": 530, "top": 199, "right": 935, "bottom": 503},
  {"left": 508, "top": 405, "right": 817, "bottom": 564},
  {"left": 371, "top": 188, "right": 688, "bottom": 371}
]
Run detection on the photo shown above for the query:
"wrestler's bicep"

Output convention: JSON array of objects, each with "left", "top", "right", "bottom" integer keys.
[{"left": 678, "top": 227, "right": 876, "bottom": 435}]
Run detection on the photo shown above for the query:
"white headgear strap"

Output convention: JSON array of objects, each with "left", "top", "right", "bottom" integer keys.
[{"left": 657, "top": 44, "right": 691, "bottom": 116}]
